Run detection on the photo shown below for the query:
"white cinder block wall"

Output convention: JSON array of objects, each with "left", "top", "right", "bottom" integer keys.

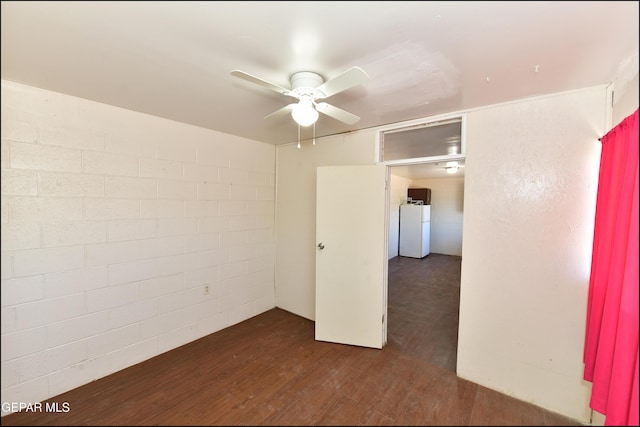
[{"left": 0, "top": 80, "right": 276, "bottom": 414}]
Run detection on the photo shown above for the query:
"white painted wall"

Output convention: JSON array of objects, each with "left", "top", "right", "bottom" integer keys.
[
  {"left": 275, "top": 85, "right": 609, "bottom": 423},
  {"left": 612, "top": 68, "right": 639, "bottom": 126},
  {"left": 387, "top": 174, "right": 411, "bottom": 259},
  {"left": 275, "top": 131, "right": 376, "bottom": 320},
  {"left": 457, "top": 86, "right": 608, "bottom": 422},
  {"left": 409, "top": 177, "right": 464, "bottom": 256},
  {"left": 0, "top": 80, "right": 276, "bottom": 414}
]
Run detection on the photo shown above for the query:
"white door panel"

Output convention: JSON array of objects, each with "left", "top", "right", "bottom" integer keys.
[{"left": 315, "top": 165, "right": 388, "bottom": 349}]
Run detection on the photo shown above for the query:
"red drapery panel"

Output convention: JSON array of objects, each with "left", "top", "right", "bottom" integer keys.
[{"left": 584, "top": 108, "right": 639, "bottom": 426}]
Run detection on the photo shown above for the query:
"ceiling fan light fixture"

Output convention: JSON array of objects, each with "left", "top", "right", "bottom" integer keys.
[
  {"left": 445, "top": 166, "right": 459, "bottom": 174},
  {"left": 291, "top": 97, "right": 318, "bottom": 127}
]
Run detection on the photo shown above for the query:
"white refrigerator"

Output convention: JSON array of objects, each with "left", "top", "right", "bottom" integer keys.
[{"left": 399, "top": 204, "right": 431, "bottom": 258}]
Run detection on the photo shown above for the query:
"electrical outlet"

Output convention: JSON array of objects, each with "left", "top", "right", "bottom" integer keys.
[{"left": 203, "top": 284, "right": 210, "bottom": 295}]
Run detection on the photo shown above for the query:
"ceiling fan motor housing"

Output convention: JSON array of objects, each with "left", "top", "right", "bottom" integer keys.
[{"left": 290, "top": 71, "right": 325, "bottom": 98}]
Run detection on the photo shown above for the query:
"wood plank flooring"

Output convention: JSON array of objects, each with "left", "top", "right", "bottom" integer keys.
[{"left": 1, "top": 254, "right": 584, "bottom": 425}]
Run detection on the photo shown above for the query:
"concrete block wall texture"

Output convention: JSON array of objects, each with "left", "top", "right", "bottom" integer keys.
[{"left": 0, "top": 80, "right": 277, "bottom": 412}]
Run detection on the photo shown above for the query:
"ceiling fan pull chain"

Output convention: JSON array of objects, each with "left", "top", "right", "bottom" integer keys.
[
  {"left": 313, "top": 122, "right": 316, "bottom": 145},
  {"left": 297, "top": 124, "right": 301, "bottom": 149}
]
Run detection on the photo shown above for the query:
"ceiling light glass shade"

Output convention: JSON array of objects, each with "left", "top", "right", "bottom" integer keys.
[
  {"left": 445, "top": 166, "right": 458, "bottom": 174},
  {"left": 292, "top": 98, "right": 319, "bottom": 126}
]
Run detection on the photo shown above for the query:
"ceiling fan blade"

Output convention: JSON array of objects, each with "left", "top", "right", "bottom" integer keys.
[
  {"left": 264, "top": 103, "right": 296, "bottom": 120},
  {"left": 231, "top": 70, "right": 292, "bottom": 96},
  {"left": 315, "top": 66, "right": 368, "bottom": 99},
  {"left": 316, "top": 102, "right": 360, "bottom": 125}
]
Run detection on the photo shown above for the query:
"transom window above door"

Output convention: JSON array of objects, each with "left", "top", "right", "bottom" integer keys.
[{"left": 379, "top": 115, "right": 464, "bottom": 163}]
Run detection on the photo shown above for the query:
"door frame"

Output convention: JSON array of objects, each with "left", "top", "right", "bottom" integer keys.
[{"left": 377, "top": 113, "right": 466, "bottom": 365}]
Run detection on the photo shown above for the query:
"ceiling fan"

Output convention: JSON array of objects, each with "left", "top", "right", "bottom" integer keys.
[{"left": 230, "top": 66, "right": 368, "bottom": 127}]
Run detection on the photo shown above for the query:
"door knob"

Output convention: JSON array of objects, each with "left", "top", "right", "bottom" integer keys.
[{"left": 317, "top": 243, "right": 325, "bottom": 250}]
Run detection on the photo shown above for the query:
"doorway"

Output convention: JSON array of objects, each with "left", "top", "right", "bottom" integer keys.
[
  {"left": 380, "top": 115, "right": 465, "bottom": 373},
  {"left": 386, "top": 164, "right": 464, "bottom": 373}
]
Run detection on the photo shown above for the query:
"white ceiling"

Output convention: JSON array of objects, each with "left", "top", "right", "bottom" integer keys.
[{"left": 1, "top": 1, "right": 638, "bottom": 179}]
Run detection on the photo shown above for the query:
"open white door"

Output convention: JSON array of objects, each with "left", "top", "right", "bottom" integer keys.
[{"left": 315, "top": 165, "right": 388, "bottom": 349}]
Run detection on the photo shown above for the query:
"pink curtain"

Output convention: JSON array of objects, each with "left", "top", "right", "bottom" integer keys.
[{"left": 584, "top": 108, "right": 639, "bottom": 426}]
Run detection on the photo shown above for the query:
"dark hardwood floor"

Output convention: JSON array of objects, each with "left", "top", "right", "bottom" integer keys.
[
  {"left": 387, "top": 253, "right": 461, "bottom": 373},
  {"left": 1, "top": 254, "right": 583, "bottom": 426}
]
